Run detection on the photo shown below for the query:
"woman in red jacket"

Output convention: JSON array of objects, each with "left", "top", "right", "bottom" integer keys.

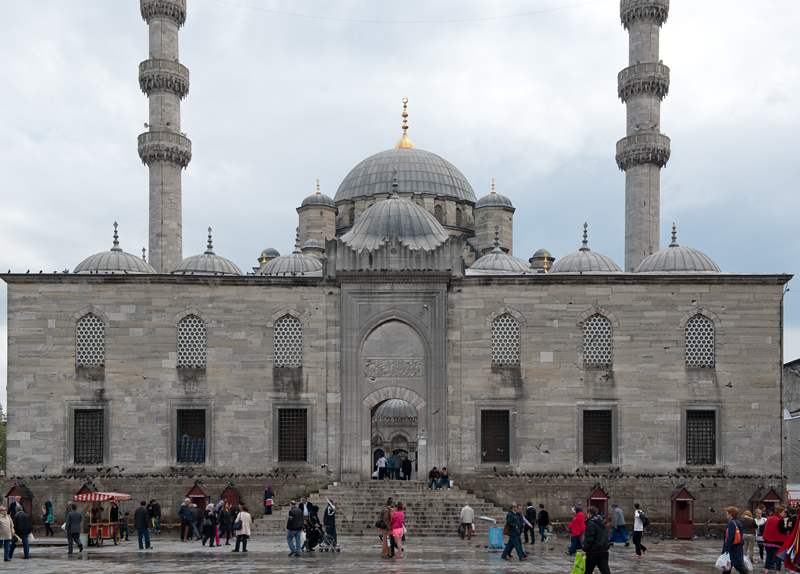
[
  {"left": 763, "top": 506, "right": 788, "bottom": 573},
  {"left": 567, "top": 506, "right": 586, "bottom": 556}
]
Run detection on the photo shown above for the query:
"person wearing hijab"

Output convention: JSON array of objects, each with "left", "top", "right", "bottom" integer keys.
[
  {"left": 264, "top": 486, "right": 275, "bottom": 515},
  {"left": 202, "top": 503, "right": 218, "bottom": 547}
]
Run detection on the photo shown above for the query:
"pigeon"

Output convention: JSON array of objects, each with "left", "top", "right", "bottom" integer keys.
[{"left": 709, "top": 507, "right": 715, "bottom": 513}]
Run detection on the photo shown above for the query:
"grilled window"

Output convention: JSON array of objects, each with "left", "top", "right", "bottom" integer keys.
[
  {"left": 275, "top": 316, "right": 303, "bottom": 367},
  {"left": 491, "top": 314, "right": 520, "bottom": 365},
  {"left": 348, "top": 207, "right": 355, "bottom": 227},
  {"left": 434, "top": 204, "right": 444, "bottom": 224},
  {"left": 76, "top": 314, "right": 105, "bottom": 366},
  {"left": 177, "top": 409, "right": 206, "bottom": 463},
  {"left": 686, "top": 410, "right": 716, "bottom": 465},
  {"left": 685, "top": 316, "right": 715, "bottom": 367},
  {"left": 583, "top": 410, "right": 612, "bottom": 464},
  {"left": 583, "top": 315, "right": 612, "bottom": 366},
  {"left": 481, "top": 410, "right": 509, "bottom": 463},
  {"left": 74, "top": 409, "right": 104, "bottom": 464},
  {"left": 279, "top": 408, "right": 308, "bottom": 461},
  {"left": 455, "top": 207, "right": 462, "bottom": 227},
  {"left": 177, "top": 315, "right": 206, "bottom": 368}
]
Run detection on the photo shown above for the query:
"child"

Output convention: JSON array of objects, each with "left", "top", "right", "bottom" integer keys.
[
  {"left": 119, "top": 512, "right": 130, "bottom": 541},
  {"left": 300, "top": 518, "right": 310, "bottom": 552}
]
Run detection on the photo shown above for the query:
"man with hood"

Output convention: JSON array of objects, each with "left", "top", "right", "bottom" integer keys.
[
  {"left": 567, "top": 506, "right": 586, "bottom": 555},
  {"left": 582, "top": 505, "right": 611, "bottom": 573}
]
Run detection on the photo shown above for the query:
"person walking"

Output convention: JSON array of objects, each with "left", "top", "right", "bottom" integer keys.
[
  {"left": 401, "top": 456, "right": 413, "bottom": 481},
  {"left": 392, "top": 501, "right": 406, "bottom": 559},
  {"left": 567, "top": 506, "right": 586, "bottom": 556},
  {"left": 721, "top": 506, "right": 747, "bottom": 574},
  {"left": 134, "top": 500, "right": 153, "bottom": 550},
  {"left": 323, "top": 501, "right": 337, "bottom": 546},
  {"left": 609, "top": 503, "right": 629, "bottom": 546},
  {"left": 582, "top": 506, "right": 611, "bottom": 574},
  {"left": 501, "top": 503, "right": 526, "bottom": 561},
  {"left": 8, "top": 506, "right": 32, "bottom": 560},
  {"left": 756, "top": 508, "right": 767, "bottom": 563},
  {"left": 461, "top": 501, "right": 474, "bottom": 541},
  {"left": 179, "top": 498, "right": 194, "bottom": 541},
  {"left": 191, "top": 503, "right": 203, "bottom": 540},
  {"left": 42, "top": 501, "right": 55, "bottom": 537},
  {"left": 393, "top": 452, "right": 403, "bottom": 480},
  {"left": 233, "top": 503, "right": 252, "bottom": 552},
  {"left": 264, "top": 486, "right": 275, "bottom": 515},
  {"left": 0, "top": 506, "right": 14, "bottom": 562},
  {"left": 764, "top": 505, "right": 788, "bottom": 573},
  {"left": 740, "top": 510, "right": 757, "bottom": 564},
  {"left": 524, "top": 502, "right": 537, "bottom": 544},
  {"left": 201, "top": 504, "right": 217, "bottom": 547},
  {"left": 380, "top": 498, "right": 396, "bottom": 558},
  {"left": 632, "top": 503, "right": 648, "bottom": 557},
  {"left": 218, "top": 501, "right": 233, "bottom": 546},
  {"left": 286, "top": 500, "right": 303, "bottom": 556},
  {"left": 376, "top": 453, "right": 388, "bottom": 480},
  {"left": 64, "top": 503, "right": 83, "bottom": 555},
  {"left": 8, "top": 498, "right": 20, "bottom": 520},
  {"left": 537, "top": 504, "right": 550, "bottom": 542}
]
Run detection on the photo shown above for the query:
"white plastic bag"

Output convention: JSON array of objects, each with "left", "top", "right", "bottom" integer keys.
[
  {"left": 715, "top": 552, "right": 731, "bottom": 571},
  {"left": 743, "top": 555, "right": 754, "bottom": 572}
]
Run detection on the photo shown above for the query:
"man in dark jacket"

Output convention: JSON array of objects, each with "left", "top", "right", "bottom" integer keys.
[
  {"left": 178, "top": 499, "right": 193, "bottom": 541},
  {"left": 134, "top": 500, "right": 153, "bottom": 550},
  {"left": 191, "top": 504, "right": 203, "bottom": 540},
  {"left": 286, "top": 500, "right": 303, "bottom": 556},
  {"left": 582, "top": 506, "right": 611, "bottom": 574},
  {"left": 65, "top": 503, "right": 84, "bottom": 554},
  {"left": 9, "top": 508, "right": 32, "bottom": 559},
  {"left": 501, "top": 503, "right": 526, "bottom": 561},
  {"left": 524, "top": 502, "right": 537, "bottom": 544},
  {"left": 537, "top": 504, "right": 550, "bottom": 542},
  {"left": 147, "top": 499, "right": 162, "bottom": 534}
]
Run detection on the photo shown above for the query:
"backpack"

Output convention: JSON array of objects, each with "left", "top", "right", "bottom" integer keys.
[{"left": 639, "top": 511, "right": 650, "bottom": 528}]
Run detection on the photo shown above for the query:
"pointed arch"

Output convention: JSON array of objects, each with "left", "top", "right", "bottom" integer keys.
[
  {"left": 679, "top": 306, "right": 722, "bottom": 329},
  {"left": 362, "top": 386, "right": 426, "bottom": 411},
  {"left": 70, "top": 305, "right": 109, "bottom": 327},
  {"left": 171, "top": 308, "right": 211, "bottom": 327},
  {"left": 576, "top": 305, "right": 620, "bottom": 328},
  {"left": 267, "top": 307, "right": 307, "bottom": 328},
  {"left": 485, "top": 306, "right": 527, "bottom": 328}
]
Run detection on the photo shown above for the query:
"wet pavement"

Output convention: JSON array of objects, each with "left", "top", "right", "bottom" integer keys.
[{"left": 15, "top": 532, "right": 736, "bottom": 573}]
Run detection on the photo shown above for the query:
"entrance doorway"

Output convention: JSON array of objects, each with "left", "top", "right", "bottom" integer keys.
[{"left": 371, "top": 399, "right": 418, "bottom": 480}]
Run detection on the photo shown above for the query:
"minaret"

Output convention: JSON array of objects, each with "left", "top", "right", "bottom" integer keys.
[
  {"left": 616, "top": 0, "right": 671, "bottom": 272},
  {"left": 138, "top": 0, "right": 191, "bottom": 273}
]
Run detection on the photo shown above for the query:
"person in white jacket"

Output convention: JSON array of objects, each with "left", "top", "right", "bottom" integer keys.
[
  {"left": 233, "top": 503, "right": 252, "bottom": 553},
  {"left": 460, "top": 502, "right": 474, "bottom": 540}
]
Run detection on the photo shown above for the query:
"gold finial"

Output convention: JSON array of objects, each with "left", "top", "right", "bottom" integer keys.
[
  {"left": 492, "top": 178, "right": 496, "bottom": 194},
  {"left": 395, "top": 98, "right": 415, "bottom": 149},
  {"left": 261, "top": 254, "right": 267, "bottom": 266},
  {"left": 543, "top": 251, "right": 549, "bottom": 274},
  {"left": 316, "top": 179, "right": 320, "bottom": 194}
]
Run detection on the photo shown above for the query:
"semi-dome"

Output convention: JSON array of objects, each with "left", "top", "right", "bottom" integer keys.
[
  {"left": 373, "top": 399, "right": 418, "bottom": 421},
  {"left": 635, "top": 225, "right": 720, "bottom": 273},
  {"left": 550, "top": 224, "right": 622, "bottom": 273},
  {"left": 172, "top": 228, "right": 243, "bottom": 276},
  {"left": 74, "top": 223, "right": 156, "bottom": 274},
  {"left": 340, "top": 180, "right": 450, "bottom": 253},
  {"left": 303, "top": 238, "right": 322, "bottom": 249},
  {"left": 300, "top": 180, "right": 335, "bottom": 208},
  {"left": 258, "top": 231, "right": 323, "bottom": 276},
  {"left": 475, "top": 180, "right": 513, "bottom": 209},
  {"left": 467, "top": 236, "right": 531, "bottom": 275}
]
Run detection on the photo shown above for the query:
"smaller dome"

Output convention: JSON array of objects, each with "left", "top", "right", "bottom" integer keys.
[
  {"left": 303, "top": 238, "right": 322, "bottom": 249},
  {"left": 258, "top": 230, "right": 323, "bottom": 276},
  {"left": 550, "top": 224, "right": 621, "bottom": 274},
  {"left": 173, "top": 228, "right": 243, "bottom": 276},
  {"left": 261, "top": 247, "right": 280, "bottom": 259},
  {"left": 300, "top": 193, "right": 335, "bottom": 208},
  {"left": 468, "top": 234, "right": 531, "bottom": 275},
  {"left": 74, "top": 223, "right": 156, "bottom": 274},
  {"left": 373, "top": 399, "right": 418, "bottom": 421},
  {"left": 532, "top": 248, "right": 550, "bottom": 258},
  {"left": 635, "top": 224, "right": 720, "bottom": 273},
  {"left": 475, "top": 179, "right": 513, "bottom": 209}
]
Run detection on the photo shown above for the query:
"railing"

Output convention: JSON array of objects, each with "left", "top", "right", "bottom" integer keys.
[
  {"left": 615, "top": 134, "right": 671, "bottom": 170},
  {"left": 137, "top": 131, "right": 192, "bottom": 168},
  {"left": 138, "top": 131, "right": 191, "bottom": 150},
  {"left": 139, "top": 58, "right": 189, "bottom": 78},
  {"left": 618, "top": 63, "right": 670, "bottom": 101},
  {"left": 620, "top": 0, "right": 669, "bottom": 28},
  {"left": 140, "top": 0, "right": 187, "bottom": 27}
]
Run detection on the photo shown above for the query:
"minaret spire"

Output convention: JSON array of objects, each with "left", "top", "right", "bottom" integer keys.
[
  {"left": 138, "top": 0, "right": 191, "bottom": 273},
  {"left": 617, "top": 0, "right": 670, "bottom": 272}
]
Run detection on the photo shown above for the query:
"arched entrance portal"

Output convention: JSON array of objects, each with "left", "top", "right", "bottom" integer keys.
[{"left": 371, "top": 399, "right": 418, "bottom": 480}]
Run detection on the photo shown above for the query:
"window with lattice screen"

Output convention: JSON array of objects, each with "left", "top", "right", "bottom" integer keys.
[
  {"left": 685, "top": 316, "right": 715, "bottom": 367},
  {"left": 177, "top": 315, "right": 206, "bottom": 368},
  {"left": 279, "top": 408, "right": 307, "bottom": 461},
  {"left": 491, "top": 314, "right": 520, "bottom": 365},
  {"left": 434, "top": 204, "right": 444, "bottom": 224},
  {"left": 583, "top": 315, "right": 612, "bottom": 366},
  {"left": 275, "top": 316, "right": 302, "bottom": 367},
  {"left": 177, "top": 409, "right": 206, "bottom": 463},
  {"left": 76, "top": 314, "right": 105, "bottom": 367},
  {"left": 583, "top": 410, "right": 612, "bottom": 464},
  {"left": 348, "top": 208, "right": 355, "bottom": 226}
]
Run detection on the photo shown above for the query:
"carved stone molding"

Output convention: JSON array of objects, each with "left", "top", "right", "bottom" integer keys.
[
  {"left": 620, "top": 0, "right": 669, "bottom": 29},
  {"left": 140, "top": 0, "right": 187, "bottom": 27},
  {"left": 139, "top": 59, "right": 190, "bottom": 99},
  {"left": 137, "top": 131, "right": 192, "bottom": 168},
  {"left": 615, "top": 133, "right": 670, "bottom": 170},
  {"left": 618, "top": 63, "right": 670, "bottom": 103}
]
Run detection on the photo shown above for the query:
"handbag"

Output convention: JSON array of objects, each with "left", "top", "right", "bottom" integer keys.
[
  {"left": 375, "top": 519, "right": 386, "bottom": 530},
  {"left": 233, "top": 520, "right": 243, "bottom": 531},
  {"left": 733, "top": 524, "right": 742, "bottom": 545},
  {"left": 202, "top": 518, "right": 212, "bottom": 528},
  {"left": 502, "top": 524, "right": 509, "bottom": 536}
]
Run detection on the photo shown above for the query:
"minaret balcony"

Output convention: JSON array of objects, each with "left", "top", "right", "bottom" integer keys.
[
  {"left": 620, "top": 0, "right": 669, "bottom": 29},
  {"left": 140, "top": 0, "right": 187, "bottom": 27},
  {"left": 618, "top": 63, "right": 669, "bottom": 102},
  {"left": 139, "top": 59, "right": 190, "bottom": 99},
  {"left": 615, "top": 133, "right": 670, "bottom": 170},
  {"left": 138, "top": 131, "right": 192, "bottom": 168}
]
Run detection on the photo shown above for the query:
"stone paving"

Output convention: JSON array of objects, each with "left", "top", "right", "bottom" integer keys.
[{"left": 11, "top": 530, "right": 742, "bottom": 573}]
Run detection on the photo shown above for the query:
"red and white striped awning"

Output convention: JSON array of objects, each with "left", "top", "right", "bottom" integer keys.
[{"left": 73, "top": 492, "right": 132, "bottom": 502}]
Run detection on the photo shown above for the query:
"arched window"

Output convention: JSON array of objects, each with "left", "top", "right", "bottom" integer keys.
[
  {"left": 177, "top": 315, "right": 206, "bottom": 368},
  {"left": 491, "top": 314, "right": 520, "bottom": 365},
  {"left": 583, "top": 314, "right": 612, "bottom": 366},
  {"left": 76, "top": 313, "right": 105, "bottom": 367},
  {"left": 275, "top": 315, "right": 303, "bottom": 367},
  {"left": 685, "top": 316, "right": 715, "bottom": 367},
  {"left": 348, "top": 207, "right": 355, "bottom": 227},
  {"left": 434, "top": 204, "right": 444, "bottom": 224},
  {"left": 455, "top": 207, "right": 462, "bottom": 227}
]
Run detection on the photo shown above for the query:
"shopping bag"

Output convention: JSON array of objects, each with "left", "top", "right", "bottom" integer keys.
[
  {"left": 571, "top": 552, "right": 586, "bottom": 574},
  {"left": 743, "top": 555, "right": 753, "bottom": 572},
  {"left": 715, "top": 552, "right": 731, "bottom": 570},
  {"left": 458, "top": 523, "right": 466, "bottom": 536}
]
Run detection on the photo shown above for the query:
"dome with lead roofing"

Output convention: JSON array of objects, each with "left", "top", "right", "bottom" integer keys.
[
  {"left": 373, "top": 399, "right": 418, "bottom": 421},
  {"left": 258, "top": 230, "right": 323, "bottom": 276},
  {"left": 550, "top": 224, "right": 622, "bottom": 274},
  {"left": 635, "top": 225, "right": 720, "bottom": 273},
  {"left": 475, "top": 179, "right": 513, "bottom": 209},
  {"left": 301, "top": 180, "right": 336, "bottom": 208},
  {"left": 467, "top": 235, "right": 531, "bottom": 275},
  {"left": 74, "top": 223, "right": 156, "bottom": 274},
  {"left": 172, "top": 228, "right": 243, "bottom": 276}
]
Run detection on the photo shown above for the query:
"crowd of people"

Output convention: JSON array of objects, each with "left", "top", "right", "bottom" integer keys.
[
  {"left": 178, "top": 497, "right": 252, "bottom": 551},
  {"left": 373, "top": 452, "right": 414, "bottom": 481},
  {"left": 284, "top": 496, "right": 338, "bottom": 556}
]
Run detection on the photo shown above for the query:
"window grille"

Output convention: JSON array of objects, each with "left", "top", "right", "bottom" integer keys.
[
  {"left": 583, "top": 410, "right": 612, "bottom": 464},
  {"left": 348, "top": 207, "right": 355, "bottom": 227},
  {"left": 455, "top": 208, "right": 462, "bottom": 227},
  {"left": 177, "top": 315, "right": 206, "bottom": 368},
  {"left": 583, "top": 315, "right": 612, "bottom": 366},
  {"left": 275, "top": 316, "right": 303, "bottom": 367},
  {"left": 76, "top": 314, "right": 105, "bottom": 367},
  {"left": 177, "top": 409, "right": 206, "bottom": 463},
  {"left": 74, "top": 409, "right": 104, "bottom": 463},
  {"left": 279, "top": 408, "right": 307, "bottom": 461},
  {"left": 685, "top": 316, "right": 715, "bottom": 367},
  {"left": 481, "top": 410, "right": 510, "bottom": 462},
  {"left": 434, "top": 204, "right": 444, "bottom": 224},
  {"left": 491, "top": 314, "right": 520, "bottom": 365},
  {"left": 686, "top": 410, "right": 715, "bottom": 465}
]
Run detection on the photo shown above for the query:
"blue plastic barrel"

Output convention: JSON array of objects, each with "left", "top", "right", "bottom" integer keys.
[{"left": 488, "top": 527, "right": 503, "bottom": 551}]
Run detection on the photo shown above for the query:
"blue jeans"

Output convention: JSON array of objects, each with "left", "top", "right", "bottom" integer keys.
[
  {"left": 441, "top": 476, "right": 450, "bottom": 489},
  {"left": 9, "top": 534, "right": 29, "bottom": 559},
  {"left": 568, "top": 534, "right": 582, "bottom": 555},
  {"left": 501, "top": 534, "right": 525, "bottom": 559},
  {"left": 538, "top": 524, "right": 547, "bottom": 541},
  {"left": 154, "top": 517, "right": 161, "bottom": 532},
  {"left": 287, "top": 529, "right": 301, "bottom": 554},
  {"left": 138, "top": 528, "right": 151, "bottom": 549},
  {"left": 2, "top": 539, "right": 11, "bottom": 560},
  {"left": 429, "top": 478, "right": 439, "bottom": 490}
]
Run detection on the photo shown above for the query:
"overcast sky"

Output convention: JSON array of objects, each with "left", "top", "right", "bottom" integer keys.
[{"left": 1, "top": 0, "right": 799, "bottom": 413}]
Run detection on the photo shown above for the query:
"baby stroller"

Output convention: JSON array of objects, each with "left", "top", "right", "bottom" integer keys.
[{"left": 316, "top": 527, "right": 340, "bottom": 552}]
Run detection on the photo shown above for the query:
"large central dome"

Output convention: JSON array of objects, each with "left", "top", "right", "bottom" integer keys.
[{"left": 334, "top": 147, "right": 477, "bottom": 204}]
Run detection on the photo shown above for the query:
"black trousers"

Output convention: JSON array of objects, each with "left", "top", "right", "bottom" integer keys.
[
  {"left": 523, "top": 524, "right": 534, "bottom": 543},
  {"left": 585, "top": 552, "right": 611, "bottom": 574},
  {"left": 633, "top": 531, "right": 647, "bottom": 555}
]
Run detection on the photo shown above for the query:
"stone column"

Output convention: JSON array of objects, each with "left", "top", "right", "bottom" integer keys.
[
  {"left": 138, "top": 0, "right": 191, "bottom": 273},
  {"left": 617, "top": 0, "right": 671, "bottom": 272}
]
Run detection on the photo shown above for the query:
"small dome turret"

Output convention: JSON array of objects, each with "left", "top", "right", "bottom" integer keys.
[
  {"left": 475, "top": 179, "right": 513, "bottom": 209},
  {"left": 258, "top": 229, "right": 323, "bottom": 276},
  {"left": 550, "top": 223, "right": 621, "bottom": 273},
  {"left": 467, "top": 230, "right": 531, "bottom": 275},
  {"left": 300, "top": 179, "right": 335, "bottom": 208},
  {"left": 172, "top": 228, "right": 243, "bottom": 276},
  {"left": 635, "top": 224, "right": 720, "bottom": 273},
  {"left": 74, "top": 223, "right": 156, "bottom": 274}
]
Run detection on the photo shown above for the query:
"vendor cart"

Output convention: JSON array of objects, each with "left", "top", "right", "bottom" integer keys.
[{"left": 73, "top": 492, "right": 132, "bottom": 546}]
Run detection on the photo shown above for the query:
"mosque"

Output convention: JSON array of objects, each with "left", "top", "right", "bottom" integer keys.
[{"left": 2, "top": 0, "right": 790, "bottom": 515}]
